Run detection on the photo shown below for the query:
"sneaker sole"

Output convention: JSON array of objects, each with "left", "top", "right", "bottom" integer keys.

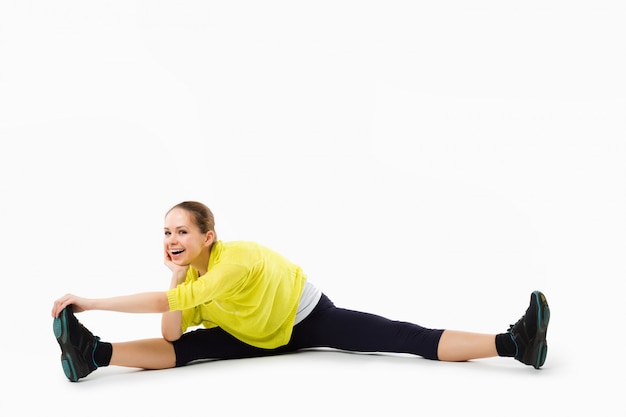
[
  {"left": 53, "top": 308, "right": 85, "bottom": 382},
  {"left": 531, "top": 290, "right": 550, "bottom": 369}
]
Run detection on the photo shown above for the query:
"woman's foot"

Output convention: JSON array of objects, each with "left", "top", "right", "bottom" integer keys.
[
  {"left": 53, "top": 305, "right": 100, "bottom": 381},
  {"left": 509, "top": 290, "right": 550, "bottom": 369}
]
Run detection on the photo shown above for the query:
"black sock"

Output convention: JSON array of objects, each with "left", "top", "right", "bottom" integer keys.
[
  {"left": 495, "top": 333, "right": 516, "bottom": 357},
  {"left": 94, "top": 341, "right": 113, "bottom": 367}
]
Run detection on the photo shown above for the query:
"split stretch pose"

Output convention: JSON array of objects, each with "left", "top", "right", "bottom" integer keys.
[{"left": 51, "top": 201, "right": 550, "bottom": 382}]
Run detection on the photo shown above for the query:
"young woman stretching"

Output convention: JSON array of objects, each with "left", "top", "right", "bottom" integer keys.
[{"left": 51, "top": 201, "right": 550, "bottom": 382}]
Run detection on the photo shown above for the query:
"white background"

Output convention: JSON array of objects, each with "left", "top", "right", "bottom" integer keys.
[{"left": 1, "top": 1, "right": 624, "bottom": 415}]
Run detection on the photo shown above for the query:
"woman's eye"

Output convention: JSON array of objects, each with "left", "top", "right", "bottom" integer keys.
[
  {"left": 178, "top": 230, "right": 187, "bottom": 235},
  {"left": 164, "top": 231, "right": 171, "bottom": 236}
]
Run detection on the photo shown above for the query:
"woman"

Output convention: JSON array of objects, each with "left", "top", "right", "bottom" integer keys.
[{"left": 51, "top": 201, "right": 550, "bottom": 382}]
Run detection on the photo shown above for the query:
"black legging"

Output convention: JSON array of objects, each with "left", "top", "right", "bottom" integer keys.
[{"left": 173, "top": 293, "right": 444, "bottom": 367}]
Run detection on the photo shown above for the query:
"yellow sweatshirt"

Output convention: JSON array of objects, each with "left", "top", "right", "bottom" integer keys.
[{"left": 166, "top": 240, "right": 306, "bottom": 349}]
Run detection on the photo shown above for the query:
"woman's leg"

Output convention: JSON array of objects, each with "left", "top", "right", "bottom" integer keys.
[
  {"left": 287, "top": 294, "right": 444, "bottom": 360},
  {"left": 110, "top": 339, "right": 176, "bottom": 369},
  {"left": 172, "top": 326, "right": 278, "bottom": 367},
  {"left": 54, "top": 306, "right": 179, "bottom": 381},
  {"left": 436, "top": 330, "right": 498, "bottom": 361},
  {"left": 289, "top": 291, "right": 549, "bottom": 368}
]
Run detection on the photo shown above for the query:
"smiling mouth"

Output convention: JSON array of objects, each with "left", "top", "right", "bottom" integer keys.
[{"left": 171, "top": 249, "right": 185, "bottom": 255}]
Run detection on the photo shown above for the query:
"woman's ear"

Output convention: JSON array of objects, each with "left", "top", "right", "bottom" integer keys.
[{"left": 204, "top": 231, "right": 215, "bottom": 246}]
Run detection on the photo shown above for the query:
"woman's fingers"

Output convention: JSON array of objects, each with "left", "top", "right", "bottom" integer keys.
[{"left": 51, "top": 294, "right": 76, "bottom": 318}]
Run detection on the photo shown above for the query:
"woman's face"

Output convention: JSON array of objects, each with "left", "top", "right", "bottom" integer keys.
[{"left": 164, "top": 208, "right": 212, "bottom": 266}]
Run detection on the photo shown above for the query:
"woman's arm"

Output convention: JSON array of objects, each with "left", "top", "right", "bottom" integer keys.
[
  {"left": 160, "top": 250, "right": 189, "bottom": 341},
  {"left": 51, "top": 291, "right": 169, "bottom": 318},
  {"left": 161, "top": 272, "right": 185, "bottom": 341}
]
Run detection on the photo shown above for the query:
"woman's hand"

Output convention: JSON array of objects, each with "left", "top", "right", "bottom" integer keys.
[
  {"left": 51, "top": 293, "right": 93, "bottom": 318},
  {"left": 164, "top": 248, "right": 189, "bottom": 286}
]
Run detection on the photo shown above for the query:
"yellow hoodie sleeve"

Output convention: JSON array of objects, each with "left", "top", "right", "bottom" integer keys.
[{"left": 167, "top": 262, "right": 249, "bottom": 312}]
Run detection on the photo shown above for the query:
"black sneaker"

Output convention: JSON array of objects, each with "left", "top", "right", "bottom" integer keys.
[
  {"left": 508, "top": 290, "right": 550, "bottom": 369},
  {"left": 53, "top": 305, "right": 99, "bottom": 382}
]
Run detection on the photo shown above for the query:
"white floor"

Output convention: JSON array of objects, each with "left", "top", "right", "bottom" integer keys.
[
  {"left": 7, "top": 282, "right": 623, "bottom": 416},
  {"left": 1, "top": 2, "right": 624, "bottom": 416},
  {"left": 10, "top": 329, "right": 625, "bottom": 416}
]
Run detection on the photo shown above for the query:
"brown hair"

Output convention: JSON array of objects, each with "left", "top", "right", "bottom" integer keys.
[{"left": 167, "top": 201, "right": 217, "bottom": 240}]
